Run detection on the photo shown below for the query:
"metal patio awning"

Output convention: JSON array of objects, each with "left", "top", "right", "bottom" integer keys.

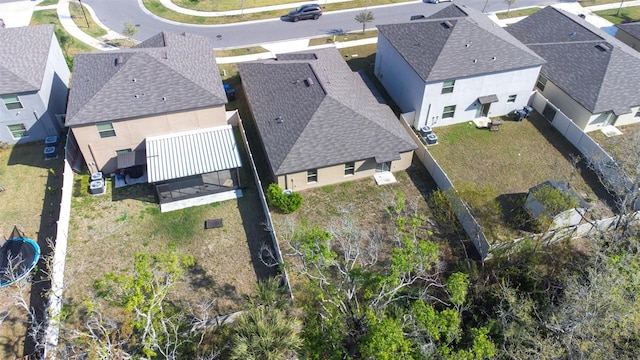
[
  {"left": 478, "top": 94, "right": 499, "bottom": 104},
  {"left": 145, "top": 126, "right": 242, "bottom": 183}
]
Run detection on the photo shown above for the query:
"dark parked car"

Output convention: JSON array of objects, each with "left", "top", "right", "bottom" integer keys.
[{"left": 288, "top": 4, "right": 322, "bottom": 22}]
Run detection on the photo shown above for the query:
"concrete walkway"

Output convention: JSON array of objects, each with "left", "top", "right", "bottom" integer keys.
[{"left": 55, "top": 0, "right": 121, "bottom": 51}]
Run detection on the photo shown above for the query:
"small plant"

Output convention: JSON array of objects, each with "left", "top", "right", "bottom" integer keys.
[{"left": 266, "top": 184, "right": 302, "bottom": 214}]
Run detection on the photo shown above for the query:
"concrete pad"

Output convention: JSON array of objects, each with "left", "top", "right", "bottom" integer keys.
[
  {"left": 374, "top": 172, "right": 397, "bottom": 186},
  {"left": 601, "top": 125, "right": 623, "bottom": 137},
  {"left": 0, "top": 0, "right": 39, "bottom": 27}
]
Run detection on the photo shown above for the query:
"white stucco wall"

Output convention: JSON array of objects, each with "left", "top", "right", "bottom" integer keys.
[
  {"left": 539, "top": 78, "right": 640, "bottom": 132},
  {"left": 374, "top": 34, "right": 426, "bottom": 126},
  {"left": 374, "top": 33, "right": 541, "bottom": 129},
  {"left": 421, "top": 66, "right": 541, "bottom": 128}
]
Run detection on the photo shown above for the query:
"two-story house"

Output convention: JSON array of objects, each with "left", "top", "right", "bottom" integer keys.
[
  {"left": 66, "top": 31, "right": 243, "bottom": 211},
  {"left": 0, "top": 25, "right": 70, "bottom": 144},
  {"left": 374, "top": 4, "right": 545, "bottom": 129}
]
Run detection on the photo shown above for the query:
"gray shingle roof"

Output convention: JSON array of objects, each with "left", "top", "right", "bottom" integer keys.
[
  {"left": 238, "top": 47, "right": 416, "bottom": 176},
  {"left": 0, "top": 25, "right": 54, "bottom": 95},
  {"left": 507, "top": 6, "right": 640, "bottom": 115},
  {"left": 617, "top": 22, "right": 640, "bottom": 40},
  {"left": 376, "top": 4, "right": 544, "bottom": 83},
  {"left": 65, "top": 32, "right": 227, "bottom": 126}
]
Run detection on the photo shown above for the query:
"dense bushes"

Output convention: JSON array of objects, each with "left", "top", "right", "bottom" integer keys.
[{"left": 266, "top": 184, "right": 302, "bottom": 214}]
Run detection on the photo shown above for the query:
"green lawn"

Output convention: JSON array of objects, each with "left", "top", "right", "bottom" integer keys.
[
  {"left": 143, "top": 0, "right": 412, "bottom": 25},
  {"left": 594, "top": 6, "right": 640, "bottom": 24},
  {"left": 30, "top": 9, "right": 94, "bottom": 67},
  {"left": 589, "top": 122, "right": 640, "bottom": 178},
  {"left": 0, "top": 142, "right": 64, "bottom": 359},
  {"left": 69, "top": 2, "right": 107, "bottom": 38},
  {"left": 175, "top": 0, "right": 301, "bottom": 11},
  {"left": 427, "top": 113, "right": 614, "bottom": 242},
  {"left": 496, "top": 7, "right": 541, "bottom": 20},
  {"left": 214, "top": 46, "right": 269, "bottom": 57}
]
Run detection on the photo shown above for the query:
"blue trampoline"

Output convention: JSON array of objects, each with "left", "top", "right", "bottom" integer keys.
[{"left": 0, "top": 226, "right": 40, "bottom": 288}]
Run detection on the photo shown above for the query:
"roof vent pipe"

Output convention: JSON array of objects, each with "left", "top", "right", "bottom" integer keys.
[
  {"left": 443, "top": 20, "right": 454, "bottom": 28},
  {"left": 305, "top": 78, "right": 314, "bottom": 86}
]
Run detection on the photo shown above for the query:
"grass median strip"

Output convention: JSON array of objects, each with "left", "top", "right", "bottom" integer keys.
[{"left": 594, "top": 6, "right": 640, "bottom": 24}]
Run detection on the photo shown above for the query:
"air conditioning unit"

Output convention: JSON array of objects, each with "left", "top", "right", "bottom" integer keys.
[
  {"left": 90, "top": 172, "right": 104, "bottom": 181},
  {"left": 425, "top": 133, "right": 438, "bottom": 146},
  {"left": 420, "top": 126, "right": 433, "bottom": 136},
  {"left": 43, "top": 146, "right": 58, "bottom": 160},
  {"left": 89, "top": 179, "right": 106, "bottom": 195}
]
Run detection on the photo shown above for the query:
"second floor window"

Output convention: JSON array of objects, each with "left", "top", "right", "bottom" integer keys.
[
  {"left": 1, "top": 94, "right": 23, "bottom": 110},
  {"left": 507, "top": 95, "right": 517, "bottom": 103},
  {"left": 97, "top": 122, "right": 116, "bottom": 138},
  {"left": 536, "top": 75, "right": 547, "bottom": 92},
  {"left": 442, "top": 80, "right": 455, "bottom": 94}
]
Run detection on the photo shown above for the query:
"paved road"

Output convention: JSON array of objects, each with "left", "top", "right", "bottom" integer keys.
[{"left": 82, "top": 0, "right": 550, "bottom": 48}]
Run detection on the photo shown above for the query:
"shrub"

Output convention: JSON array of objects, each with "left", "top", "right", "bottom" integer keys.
[{"left": 266, "top": 184, "right": 302, "bottom": 214}]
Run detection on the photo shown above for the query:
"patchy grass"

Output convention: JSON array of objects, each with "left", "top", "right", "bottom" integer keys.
[
  {"left": 65, "top": 156, "right": 276, "bottom": 325},
  {"left": 579, "top": 0, "right": 628, "bottom": 6},
  {"left": 37, "top": 0, "right": 59, "bottom": 6},
  {"left": 175, "top": 0, "right": 301, "bottom": 11},
  {"left": 69, "top": 2, "right": 107, "bottom": 38},
  {"left": 143, "top": 0, "right": 412, "bottom": 25},
  {"left": 427, "top": 113, "right": 615, "bottom": 242},
  {"left": 30, "top": 9, "right": 94, "bottom": 67},
  {"left": 589, "top": 122, "right": 640, "bottom": 177},
  {"left": 0, "top": 142, "right": 64, "bottom": 359},
  {"left": 594, "top": 6, "right": 640, "bottom": 24},
  {"left": 308, "top": 29, "right": 378, "bottom": 46},
  {"left": 495, "top": 7, "right": 541, "bottom": 19},
  {"left": 214, "top": 46, "right": 269, "bottom": 57}
]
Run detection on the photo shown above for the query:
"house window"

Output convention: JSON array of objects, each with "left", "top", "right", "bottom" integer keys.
[
  {"left": 97, "top": 122, "right": 116, "bottom": 138},
  {"left": 115, "top": 149, "right": 132, "bottom": 155},
  {"left": 542, "top": 104, "right": 557, "bottom": 122},
  {"left": 344, "top": 162, "right": 355, "bottom": 176},
  {"left": 1, "top": 94, "right": 23, "bottom": 110},
  {"left": 8, "top": 124, "right": 28, "bottom": 138},
  {"left": 442, "top": 105, "right": 456, "bottom": 119},
  {"left": 507, "top": 95, "right": 517, "bottom": 103},
  {"left": 307, "top": 169, "right": 318, "bottom": 183},
  {"left": 536, "top": 75, "right": 547, "bottom": 91},
  {"left": 376, "top": 162, "right": 391, "bottom": 173},
  {"left": 441, "top": 80, "right": 455, "bottom": 94}
]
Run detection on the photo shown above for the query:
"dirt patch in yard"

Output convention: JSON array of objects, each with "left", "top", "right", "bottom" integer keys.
[{"left": 64, "top": 165, "right": 276, "bottom": 326}]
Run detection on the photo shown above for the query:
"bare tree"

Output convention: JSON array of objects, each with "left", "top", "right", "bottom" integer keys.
[
  {"left": 122, "top": 21, "right": 138, "bottom": 40},
  {"left": 504, "top": 0, "right": 517, "bottom": 16}
]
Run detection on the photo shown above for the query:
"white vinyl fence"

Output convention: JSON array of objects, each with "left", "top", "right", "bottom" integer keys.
[
  {"left": 400, "top": 114, "right": 491, "bottom": 259},
  {"left": 232, "top": 111, "right": 293, "bottom": 301}
]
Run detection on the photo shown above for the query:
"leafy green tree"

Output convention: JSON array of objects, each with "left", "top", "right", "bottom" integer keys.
[
  {"left": 360, "top": 313, "right": 414, "bottom": 360},
  {"left": 355, "top": 10, "right": 374, "bottom": 34},
  {"left": 122, "top": 21, "right": 138, "bottom": 39}
]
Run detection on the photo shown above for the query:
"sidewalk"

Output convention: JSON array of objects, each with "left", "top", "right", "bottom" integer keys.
[{"left": 55, "top": 0, "right": 123, "bottom": 51}]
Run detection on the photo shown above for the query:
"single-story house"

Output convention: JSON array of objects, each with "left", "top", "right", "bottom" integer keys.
[
  {"left": 0, "top": 25, "right": 70, "bottom": 144},
  {"left": 615, "top": 22, "right": 640, "bottom": 52},
  {"left": 374, "top": 4, "right": 545, "bottom": 129},
  {"left": 65, "top": 31, "right": 242, "bottom": 211},
  {"left": 507, "top": 6, "right": 640, "bottom": 132},
  {"left": 238, "top": 47, "right": 417, "bottom": 191}
]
